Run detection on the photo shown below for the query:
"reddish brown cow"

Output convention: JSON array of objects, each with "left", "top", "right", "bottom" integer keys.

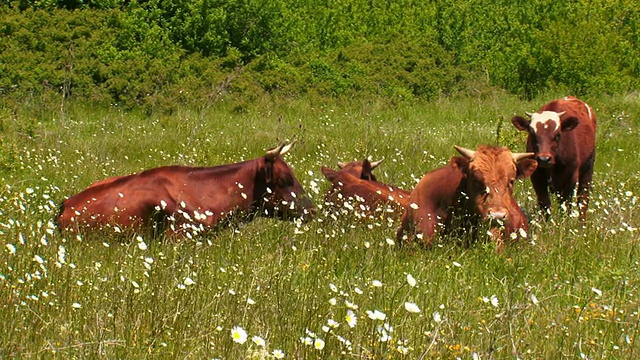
[
  {"left": 511, "top": 96, "right": 596, "bottom": 220},
  {"left": 396, "top": 145, "right": 537, "bottom": 252},
  {"left": 57, "top": 142, "right": 315, "bottom": 235},
  {"left": 321, "top": 159, "right": 411, "bottom": 217},
  {"left": 86, "top": 175, "right": 126, "bottom": 189},
  {"left": 334, "top": 158, "right": 383, "bottom": 181}
]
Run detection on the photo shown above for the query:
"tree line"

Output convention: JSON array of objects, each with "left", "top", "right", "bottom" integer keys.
[{"left": 1, "top": 0, "right": 638, "bottom": 112}]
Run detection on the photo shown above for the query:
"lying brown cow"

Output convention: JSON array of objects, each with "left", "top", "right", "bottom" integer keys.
[
  {"left": 321, "top": 159, "right": 411, "bottom": 218},
  {"left": 511, "top": 96, "right": 596, "bottom": 220},
  {"left": 396, "top": 145, "right": 537, "bottom": 252},
  {"left": 333, "top": 158, "right": 383, "bottom": 181},
  {"left": 57, "top": 142, "right": 315, "bottom": 235}
]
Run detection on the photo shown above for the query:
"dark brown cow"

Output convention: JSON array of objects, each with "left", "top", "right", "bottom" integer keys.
[
  {"left": 321, "top": 159, "right": 411, "bottom": 217},
  {"left": 396, "top": 145, "right": 537, "bottom": 252},
  {"left": 511, "top": 96, "right": 596, "bottom": 220},
  {"left": 57, "top": 142, "right": 315, "bottom": 235},
  {"left": 334, "top": 158, "right": 383, "bottom": 181}
]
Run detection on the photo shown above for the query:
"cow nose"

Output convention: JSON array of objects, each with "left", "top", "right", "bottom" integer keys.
[
  {"left": 537, "top": 155, "right": 551, "bottom": 164},
  {"left": 488, "top": 208, "right": 507, "bottom": 220}
]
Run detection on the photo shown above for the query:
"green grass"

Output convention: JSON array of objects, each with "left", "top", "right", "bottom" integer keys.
[{"left": 1, "top": 93, "right": 640, "bottom": 359}]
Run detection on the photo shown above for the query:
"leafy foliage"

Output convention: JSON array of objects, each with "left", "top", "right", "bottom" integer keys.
[{"left": 1, "top": 0, "right": 638, "bottom": 110}]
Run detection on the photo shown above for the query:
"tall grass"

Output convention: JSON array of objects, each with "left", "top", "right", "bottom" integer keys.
[{"left": 1, "top": 93, "right": 639, "bottom": 358}]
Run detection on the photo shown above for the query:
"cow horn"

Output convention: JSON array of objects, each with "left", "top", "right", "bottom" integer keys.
[
  {"left": 557, "top": 111, "right": 566, "bottom": 117},
  {"left": 525, "top": 111, "right": 535, "bottom": 118},
  {"left": 512, "top": 152, "right": 535, "bottom": 162},
  {"left": 280, "top": 140, "right": 297, "bottom": 156},
  {"left": 370, "top": 158, "right": 384, "bottom": 169},
  {"left": 454, "top": 145, "right": 475, "bottom": 160},
  {"left": 337, "top": 162, "right": 347, "bottom": 169},
  {"left": 266, "top": 143, "right": 286, "bottom": 160}
]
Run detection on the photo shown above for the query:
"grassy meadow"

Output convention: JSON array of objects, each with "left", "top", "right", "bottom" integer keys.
[{"left": 1, "top": 93, "right": 640, "bottom": 359}]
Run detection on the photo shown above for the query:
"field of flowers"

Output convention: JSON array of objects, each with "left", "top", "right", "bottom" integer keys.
[{"left": 1, "top": 94, "right": 640, "bottom": 359}]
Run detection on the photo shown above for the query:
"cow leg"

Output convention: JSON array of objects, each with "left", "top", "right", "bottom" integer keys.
[
  {"left": 530, "top": 169, "right": 551, "bottom": 218},
  {"left": 553, "top": 166, "right": 580, "bottom": 217},
  {"left": 414, "top": 210, "right": 439, "bottom": 248},
  {"left": 396, "top": 210, "right": 411, "bottom": 246},
  {"left": 576, "top": 151, "right": 595, "bottom": 222},
  {"left": 396, "top": 209, "right": 438, "bottom": 248}
]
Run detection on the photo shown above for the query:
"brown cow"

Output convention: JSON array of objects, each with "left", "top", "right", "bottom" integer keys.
[
  {"left": 334, "top": 158, "right": 383, "bottom": 181},
  {"left": 396, "top": 145, "right": 537, "bottom": 252},
  {"left": 57, "top": 142, "right": 315, "bottom": 236},
  {"left": 321, "top": 159, "right": 411, "bottom": 218},
  {"left": 86, "top": 175, "right": 126, "bottom": 189},
  {"left": 511, "top": 96, "right": 596, "bottom": 220}
]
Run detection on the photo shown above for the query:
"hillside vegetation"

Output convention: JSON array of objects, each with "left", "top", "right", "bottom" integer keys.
[{"left": 2, "top": 0, "right": 639, "bottom": 112}]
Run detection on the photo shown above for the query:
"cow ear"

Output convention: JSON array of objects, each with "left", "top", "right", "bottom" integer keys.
[
  {"left": 561, "top": 116, "right": 579, "bottom": 132},
  {"left": 361, "top": 159, "right": 373, "bottom": 180},
  {"left": 511, "top": 116, "right": 530, "bottom": 132},
  {"left": 516, "top": 159, "right": 538, "bottom": 179},
  {"left": 450, "top": 156, "right": 470, "bottom": 176},
  {"left": 263, "top": 160, "right": 275, "bottom": 184},
  {"left": 321, "top": 166, "right": 339, "bottom": 183}
]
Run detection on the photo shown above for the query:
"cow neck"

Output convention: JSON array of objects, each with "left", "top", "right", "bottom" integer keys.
[
  {"left": 200, "top": 157, "right": 261, "bottom": 204},
  {"left": 455, "top": 176, "right": 469, "bottom": 205}
]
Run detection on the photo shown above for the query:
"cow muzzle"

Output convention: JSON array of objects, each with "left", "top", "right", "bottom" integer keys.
[
  {"left": 536, "top": 154, "right": 553, "bottom": 167},
  {"left": 487, "top": 207, "right": 508, "bottom": 220},
  {"left": 295, "top": 196, "right": 317, "bottom": 222}
]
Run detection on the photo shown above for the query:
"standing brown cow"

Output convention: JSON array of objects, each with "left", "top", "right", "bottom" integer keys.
[
  {"left": 396, "top": 145, "right": 537, "bottom": 252},
  {"left": 511, "top": 96, "right": 596, "bottom": 220},
  {"left": 321, "top": 159, "right": 411, "bottom": 218},
  {"left": 57, "top": 142, "right": 315, "bottom": 236}
]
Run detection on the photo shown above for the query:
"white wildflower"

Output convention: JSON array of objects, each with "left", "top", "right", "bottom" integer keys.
[{"left": 404, "top": 302, "right": 421, "bottom": 313}]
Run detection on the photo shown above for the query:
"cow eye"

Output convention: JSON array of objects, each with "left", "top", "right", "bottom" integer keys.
[{"left": 554, "top": 133, "right": 561, "bottom": 142}]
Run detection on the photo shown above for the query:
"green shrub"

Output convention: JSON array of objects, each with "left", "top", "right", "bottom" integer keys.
[{"left": 1, "top": 1, "right": 638, "bottom": 110}]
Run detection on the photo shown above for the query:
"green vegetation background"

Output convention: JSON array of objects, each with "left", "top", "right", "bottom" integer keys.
[
  {"left": 2, "top": 1, "right": 640, "bottom": 358},
  {"left": 2, "top": 0, "right": 639, "bottom": 113}
]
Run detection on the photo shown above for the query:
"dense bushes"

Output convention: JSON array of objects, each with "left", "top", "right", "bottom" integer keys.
[{"left": 1, "top": 1, "right": 638, "bottom": 111}]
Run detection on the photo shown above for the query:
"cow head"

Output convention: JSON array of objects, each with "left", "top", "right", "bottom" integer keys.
[
  {"left": 453, "top": 145, "right": 537, "bottom": 223},
  {"left": 336, "top": 158, "right": 383, "bottom": 181},
  {"left": 511, "top": 111, "right": 580, "bottom": 167},
  {"left": 260, "top": 142, "right": 316, "bottom": 221}
]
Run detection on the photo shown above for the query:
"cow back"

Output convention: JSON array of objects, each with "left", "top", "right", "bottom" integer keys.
[{"left": 322, "top": 164, "right": 410, "bottom": 217}]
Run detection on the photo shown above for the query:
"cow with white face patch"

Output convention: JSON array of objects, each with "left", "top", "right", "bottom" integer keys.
[{"left": 511, "top": 96, "right": 596, "bottom": 221}]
